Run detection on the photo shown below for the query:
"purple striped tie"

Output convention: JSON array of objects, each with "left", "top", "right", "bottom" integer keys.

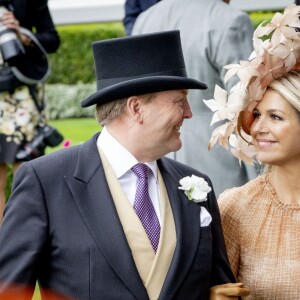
[{"left": 132, "top": 163, "right": 160, "bottom": 252}]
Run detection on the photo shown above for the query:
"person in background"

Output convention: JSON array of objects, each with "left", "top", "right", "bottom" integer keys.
[
  {"left": 205, "top": 6, "right": 300, "bottom": 299},
  {"left": 0, "top": 30, "right": 249, "bottom": 300},
  {"left": 0, "top": 0, "right": 60, "bottom": 223},
  {"left": 123, "top": 0, "right": 160, "bottom": 35},
  {"left": 132, "top": 0, "right": 258, "bottom": 197}
]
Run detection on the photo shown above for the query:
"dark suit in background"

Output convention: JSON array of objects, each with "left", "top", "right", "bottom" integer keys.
[
  {"left": 11, "top": 0, "right": 60, "bottom": 53},
  {"left": 123, "top": 0, "right": 160, "bottom": 35}
]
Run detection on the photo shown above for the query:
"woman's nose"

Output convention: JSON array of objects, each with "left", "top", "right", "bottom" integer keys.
[{"left": 251, "top": 117, "right": 269, "bottom": 135}]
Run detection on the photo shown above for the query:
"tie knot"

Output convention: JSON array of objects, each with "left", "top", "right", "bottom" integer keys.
[{"left": 132, "top": 163, "right": 149, "bottom": 179}]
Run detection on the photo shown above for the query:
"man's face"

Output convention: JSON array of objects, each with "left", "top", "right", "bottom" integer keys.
[{"left": 139, "top": 89, "right": 192, "bottom": 159}]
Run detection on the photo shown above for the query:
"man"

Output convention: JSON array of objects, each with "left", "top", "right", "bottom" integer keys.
[
  {"left": 0, "top": 31, "right": 249, "bottom": 299},
  {"left": 123, "top": 0, "right": 160, "bottom": 35},
  {"left": 132, "top": 0, "right": 259, "bottom": 196}
]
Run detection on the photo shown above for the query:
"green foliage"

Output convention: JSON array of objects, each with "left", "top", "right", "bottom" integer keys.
[
  {"left": 248, "top": 11, "right": 277, "bottom": 29},
  {"left": 46, "top": 83, "right": 95, "bottom": 119},
  {"left": 48, "top": 22, "right": 125, "bottom": 85},
  {"left": 46, "top": 13, "right": 278, "bottom": 85},
  {"left": 5, "top": 165, "right": 13, "bottom": 200}
]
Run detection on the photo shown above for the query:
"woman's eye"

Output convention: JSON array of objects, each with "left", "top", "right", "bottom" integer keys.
[
  {"left": 252, "top": 112, "right": 260, "bottom": 119},
  {"left": 271, "top": 114, "right": 282, "bottom": 121}
]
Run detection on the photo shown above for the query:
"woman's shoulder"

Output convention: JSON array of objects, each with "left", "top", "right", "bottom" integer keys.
[{"left": 218, "top": 174, "right": 267, "bottom": 212}]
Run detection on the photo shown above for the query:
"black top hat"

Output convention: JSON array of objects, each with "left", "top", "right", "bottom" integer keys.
[{"left": 81, "top": 30, "right": 207, "bottom": 107}]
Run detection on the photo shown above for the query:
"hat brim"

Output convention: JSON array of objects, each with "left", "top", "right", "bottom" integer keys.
[
  {"left": 238, "top": 109, "right": 255, "bottom": 135},
  {"left": 81, "top": 76, "right": 207, "bottom": 107}
]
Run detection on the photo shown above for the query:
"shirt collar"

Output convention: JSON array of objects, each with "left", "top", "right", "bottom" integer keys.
[{"left": 97, "top": 127, "right": 158, "bottom": 181}]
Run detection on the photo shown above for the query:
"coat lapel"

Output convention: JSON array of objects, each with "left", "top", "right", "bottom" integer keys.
[
  {"left": 65, "top": 134, "right": 148, "bottom": 300},
  {"left": 63, "top": 135, "right": 203, "bottom": 299},
  {"left": 157, "top": 158, "right": 202, "bottom": 300}
]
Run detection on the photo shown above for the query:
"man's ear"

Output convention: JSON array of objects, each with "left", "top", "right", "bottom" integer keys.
[{"left": 127, "top": 96, "right": 143, "bottom": 122}]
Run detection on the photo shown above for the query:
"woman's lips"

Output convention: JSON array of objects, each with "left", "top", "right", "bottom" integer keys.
[{"left": 256, "top": 139, "right": 276, "bottom": 149}]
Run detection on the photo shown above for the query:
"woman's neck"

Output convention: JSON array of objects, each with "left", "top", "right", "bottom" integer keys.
[{"left": 270, "top": 166, "right": 300, "bottom": 205}]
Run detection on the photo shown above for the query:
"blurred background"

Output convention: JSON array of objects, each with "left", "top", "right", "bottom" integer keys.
[{"left": 48, "top": 0, "right": 291, "bottom": 26}]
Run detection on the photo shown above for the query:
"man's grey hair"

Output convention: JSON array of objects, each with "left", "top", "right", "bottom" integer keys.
[
  {"left": 96, "top": 93, "right": 156, "bottom": 126},
  {"left": 96, "top": 98, "right": 128, "bottom": 126}
]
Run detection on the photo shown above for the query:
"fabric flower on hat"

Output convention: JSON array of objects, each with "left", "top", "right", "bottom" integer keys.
[
  {"left": 204, "top": 4, "right": 300, "bottom": 164},
  {"left": 229, "top": 134, "right": 257, "bottom": 166},
  {"left": 203, "top": 84, "right": 245, "bottom": 125}
]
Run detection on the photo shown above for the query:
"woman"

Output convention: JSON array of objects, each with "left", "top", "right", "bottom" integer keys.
[
  {"left": 0, "top": 0, "right": 60, "bottom": 222},
  {"left": 203, "top": 5, "right": 300, "bottom": 298},
  {"left": 219, "top": 71, "right": 300, "bottom": 299}
]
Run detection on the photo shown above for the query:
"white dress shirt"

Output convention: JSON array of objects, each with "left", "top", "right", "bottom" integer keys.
[{"left": 97, "top": 127, "right": 161, "bottom": 223}]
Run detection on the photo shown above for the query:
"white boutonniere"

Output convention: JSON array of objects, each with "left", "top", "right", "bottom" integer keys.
[{"left": 178, "top": 175, "right": 212, "bottom": 203}]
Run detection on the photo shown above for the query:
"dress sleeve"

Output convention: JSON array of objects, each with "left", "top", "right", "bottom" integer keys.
[
  {"left": 218, "top": 189, "right": 241, "bottom": 277},
  {"left": 30, "top": 0, "right": 60, "bottom": 53}
]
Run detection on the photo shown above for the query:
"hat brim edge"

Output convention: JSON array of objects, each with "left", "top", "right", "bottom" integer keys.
[{"left": 81, "top": 76, "right": 207, "bottom": 107}]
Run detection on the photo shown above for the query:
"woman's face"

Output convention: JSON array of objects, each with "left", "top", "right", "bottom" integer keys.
[{"left": 250, "top": 89, "right": 300, "bottom": 166}]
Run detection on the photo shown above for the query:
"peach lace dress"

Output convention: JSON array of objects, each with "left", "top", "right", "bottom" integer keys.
[{"left": 218, "top": 174, "right": 300, "bottom": 299}]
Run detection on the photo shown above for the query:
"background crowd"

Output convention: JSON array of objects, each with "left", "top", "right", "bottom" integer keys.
[{"left": 0, "top": 0, "right": 60, "bottom": 223}]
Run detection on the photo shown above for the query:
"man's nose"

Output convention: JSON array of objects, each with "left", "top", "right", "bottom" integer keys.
[{"left": 183, "top": 100, "right": 193, "bottom": 119}]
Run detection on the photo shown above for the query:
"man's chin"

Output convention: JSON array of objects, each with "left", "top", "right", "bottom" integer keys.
[{"left": 171, "top": 141, "right": 182, "bottom": 153}]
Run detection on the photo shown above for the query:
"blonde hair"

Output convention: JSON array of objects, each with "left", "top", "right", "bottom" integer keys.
[{"left": 269, "top": 70, "right": 300, "bottom": 115}]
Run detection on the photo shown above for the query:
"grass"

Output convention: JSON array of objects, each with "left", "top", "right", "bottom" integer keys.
[
  {"left": 5, "top": 117, "right": 101, "bottom": 212},
  {"left": 47, "top": 117, "right": 101, "bottom": 153}
]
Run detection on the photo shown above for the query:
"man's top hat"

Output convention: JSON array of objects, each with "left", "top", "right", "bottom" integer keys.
[{"left": 81, "top": 30, "right": 207, "bottom": 107}]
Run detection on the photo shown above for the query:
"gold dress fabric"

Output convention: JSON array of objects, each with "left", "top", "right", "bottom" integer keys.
[{"left": 218, "top": 174, "right": 300, "bottom": 299}]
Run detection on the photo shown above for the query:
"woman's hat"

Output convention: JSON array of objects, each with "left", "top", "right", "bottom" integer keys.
[
  {"left": 203, "top": 4, "right": 300, "bottom": 164},
  {"left": 81, "top": 30, "right": 207, "bottom": 107}
]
